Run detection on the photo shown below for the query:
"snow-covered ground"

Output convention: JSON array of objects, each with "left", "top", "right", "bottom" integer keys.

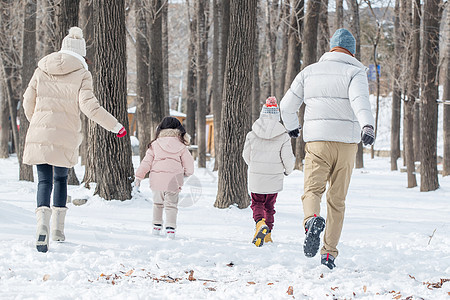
[{"left": 0, "top": 154, "right": 449, "bottom": 299}]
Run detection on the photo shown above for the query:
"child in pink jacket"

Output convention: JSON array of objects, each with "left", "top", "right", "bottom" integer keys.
[{"left": 134, "top": 117, "right": 194, "bottom": 239}]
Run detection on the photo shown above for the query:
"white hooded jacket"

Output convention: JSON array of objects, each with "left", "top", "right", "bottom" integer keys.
[
  {"left": 280, "top": 52, "right": 375, "bottom": 144},
  {"left": 243, "top": 116, "right": 295, "bottom": 194}
]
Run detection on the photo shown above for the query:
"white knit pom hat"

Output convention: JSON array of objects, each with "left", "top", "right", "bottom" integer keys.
[
  {"left": 260, "top": 96, "right": 280, "bottom": 120},
  {"left": 61, "top": 27, "right": 86, "bottom": 57}
]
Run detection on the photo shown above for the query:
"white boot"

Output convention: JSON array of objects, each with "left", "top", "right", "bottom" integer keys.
[
  {"left": 152, "top": 224, "right": 162, "bottom": 236},
  {"left": 35, "top": 206, "right": 52, "bottom": 253},
  {"left": 166, "top": 227, "right": 176, "bottom": 239},
  {"left": 51, "top": 206, "right": 68, "bottom": 241}
]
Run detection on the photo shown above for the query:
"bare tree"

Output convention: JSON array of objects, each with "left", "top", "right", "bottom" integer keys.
[
  {"left": 293, "top": 0, "right": 321, "bottom": 170},
  {"left": 419, "top": 0, "right": 441, "bottom": 191},
  {"left": 43, "top": 0, "right": 58, "bottom": 55},
  {"left": 148, "top": 0, "right": 165, "bottom": 140},
  {"left": 404, "top": 0, "right": 419, "bottom": 187},
  {"left": 135, "top": 0, "right": 151, "bottom": 160},
  {"left": 55, "top": 0, "right": 80, "bottom": 46},
  {"left": 18, "top": 0, "right": 37, "bottom": 182},
  {"left": 277, "top": 0, "right": 290, "bottom": 99},
  {"left": 196, "top": 0, "right": 209, "bottom": 168},
  {"left": 162, "top": 2, "right": 170, "bottom": 115},
  {"left": 317, "top": 0, "right": 330, "bottom": 57},
  {"left": 390, "top": 0, "right": 402, "bottom": 171},
  {"left": 0, "top": 0, "right": 21, "bottom": 159},
  {"left": 214, "top": 0, "right": 257, "bottom": 209},
  {"left": 443, "top": 5, "right": 450, "bottom": 177},
  {"left": 346, "top": 0, "right": 364, "bottom": 168},
  {"left": 335, "top": 0, "right": 344, "bottom": 29},
  {"left": 185, "top": 0, "right": 196, "bottom": 143},
  {"left": 0, "top": 83, "right": 8, "bottom": 158},
  {"left": 252, "top": 1, "right": 261, "bottom": 124},
  {"left": 284, "top": 0, "right": 304, "bottom": 93},
  {"left": 91, "top": 0, "right": 134, "bottom": 200},
  {"left": 265, "top": 0, "right": 277, "bottom": 97}
]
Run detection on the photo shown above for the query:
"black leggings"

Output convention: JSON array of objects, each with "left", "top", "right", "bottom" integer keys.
[{"left": 36, "top": 164, "right": 69, "bottom": 208}]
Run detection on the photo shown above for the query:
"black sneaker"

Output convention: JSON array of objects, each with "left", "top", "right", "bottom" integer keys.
[
  {"left": 321, "top": 253, "right": 336, "bottom": 269},
  {"left": 303, "top": 214, "right": 325, "bottom": 257}
]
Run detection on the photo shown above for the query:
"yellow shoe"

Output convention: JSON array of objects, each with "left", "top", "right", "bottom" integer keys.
[
  {"left": 264, "top": 232, "right": 273, "bottom": 243},
  {"left": 252, "top": 218, "right": 269, "bottom": 247}
]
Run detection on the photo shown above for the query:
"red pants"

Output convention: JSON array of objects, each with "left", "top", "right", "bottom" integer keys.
[{"left": 251, "top": 193, "right": 277, "bottom": 230}]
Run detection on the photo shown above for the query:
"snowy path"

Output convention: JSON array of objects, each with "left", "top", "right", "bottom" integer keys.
[{"left": 0, "top": 156, "right": 449, "bottom": 299}]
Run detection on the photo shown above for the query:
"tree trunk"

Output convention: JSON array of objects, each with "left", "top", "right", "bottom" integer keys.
[
  {"left": 347, "top": 0, "right": 364, "bottom": 168},
  {"left": 404, "top": 0, "right": 419, "bottom": 187},
  {"left": 19, "top": 0, "right": 36, "bottom": 182},
  {"left": 43, "top": 0, "right": 58, "bottom": 55},
  {"left": 148, "top": 0, "right": 165, "bottom": 140},
  {"left": 335, "top": 0, "right": 344, "bottom": 29},
  {"left": 196, "top": 0, "right": 208, "bottom": 168},
  {"left": 265, "top": 0, "right": 277, "bottom": 97},
  {"left": 294, "top": 0, "right": 321, "bottom": 171},
  {"left": 420, "top": 0, "right": 440, "bottom": 191},
  {"left": 92, "top": 0, "right": 133, "bottom": 200},
  {"left": 284, "top": 0, "right": 303, "bottom": 93},
  {"left": 135, "top": 0, "right": 151, "bottom": 160},
  {"left": 79, "top": 0, "right": 94, "bottom": 166},
  {"left": 390, "top": 0, "right": 401, "bottom": 171},
  {"left": 55, "top": 0, "right": 80, "bottom": 46},
  {"left": 276, "top": 1, "right": 289, "bottom": 99},
  {"left": 443, "top": 5, "right": 450, "bottom": 177},
  {"left": 252, "top": 1, "right": 261, "bottom": 124},
  {"left": 214, "top": 0, "right": 257, "bottom": 209},
  {"left": 317, "top": 0, "right": 329, "bottom": 58},
  {"left": 213, "top": 0, "right": 224, "bottom": 170},
  {"left": 185, "top": 1, "right": 197, "bottom": 143},
  {"left": 162, "top": 2, "right": 170, "bottom": 115},
  {"left": 0, "top": 83, "right": 8, "bottom": 158},
  {"left": 0, "top": 0, "right": 20, "bottom": 158}
]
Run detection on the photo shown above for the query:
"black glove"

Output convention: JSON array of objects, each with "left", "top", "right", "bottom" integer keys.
[
  {"left": 288, "top": 125, "right": 302, "bottom": 138},
  {"left": 361, "top": 125, "right": 375, "bottom": 146}
]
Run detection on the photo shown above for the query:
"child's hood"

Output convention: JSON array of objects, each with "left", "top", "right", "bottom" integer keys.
[
  {"left": 251, "top": 117, "right": 287, "bottom": 139},
  {"left": 154, "top": 128, "right": 190, "bottom": 153}
]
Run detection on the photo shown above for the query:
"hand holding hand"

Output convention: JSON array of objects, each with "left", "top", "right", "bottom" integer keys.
[{"left": 361, "top": 125, "right": 375, "bottom": 146}]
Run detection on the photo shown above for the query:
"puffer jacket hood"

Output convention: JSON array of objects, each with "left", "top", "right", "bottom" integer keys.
[
  {"left": 252, "top": 117, "right": 286, "bottom": 140},
  {"left": 38, "top": 52, "right": 84, "bottom": 76},
  {"left": 154, "top": 129, "right": 190, "bottom": 153}
]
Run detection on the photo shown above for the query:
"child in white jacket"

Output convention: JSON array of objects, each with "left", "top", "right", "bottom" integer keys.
[{"left": 243, "top": 97, "right": 295, "bottom": 247}]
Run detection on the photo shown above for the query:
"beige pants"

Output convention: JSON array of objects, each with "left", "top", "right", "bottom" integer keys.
[
  {"left": 302, "top": 141, "right": 357, "bottom": 258},
  {"left": 152, "top": 191, "right": 179, "bottom": 229}
]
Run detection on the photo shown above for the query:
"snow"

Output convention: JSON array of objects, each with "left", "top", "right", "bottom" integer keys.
[{"left": 0, "top": 154, "right": 449, "bottom": 299}]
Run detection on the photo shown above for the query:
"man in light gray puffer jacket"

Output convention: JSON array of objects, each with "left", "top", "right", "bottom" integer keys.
[
  {"left": 243, "top": 97, "right": 295, "bottom": 247},
  {"left": 280, "top": 28, "right": 375, "bottom": 269}
]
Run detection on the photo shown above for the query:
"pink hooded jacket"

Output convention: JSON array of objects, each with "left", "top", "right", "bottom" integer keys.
[{"left": 135, "top": 129, "right": 194, "bottom": 192}]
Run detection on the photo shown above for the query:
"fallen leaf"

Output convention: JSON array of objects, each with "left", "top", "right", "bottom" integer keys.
[
  {"left": 287, "top": 286, "right": 294, "bottom": 295},
  {"left": 43, "top": 274, "right": 50, "bottom": 281},
  {"left": 393, "top": 295, "right": 401, "bottom": 300},
  {"left": 206, "top": 287, "right": 216, "bottom": 291},
  {"left": 203, "top": 282, "right": 207, "bottom": 286},
  {"left": 226, "top": 262, "right": 234, "bottom": 267},
  {"left": 363, "top": 285, "right": 367, "bottom": 293},
  {"left": 267, "top": 283, "right": 274, "bottom": 285},
  {"left": 353, "top": 292, "right": 356, "bottom": 296},
  {"left": 331, "top": 287, "right": 339, "bottom": 291},
  {"left": 409, "top": 274, "right": 416, "bottom": 280},
  {"left": 111, "top": 280, "right": 116, "bottom": 285},
  {"left": 100, "top": 273, "right": 105, "bottom": 277},
  {"left": 188, "top": 270, "right": 196, "bottom": 281},
  {"left": 125, "top": 269, "right": 134, "bottom": 276},
  {"left": 319, "top": 274, "right": 324, "bottom": 279},
  {"left": 248, "top": 281, "right": 256, "bottom": 285}
]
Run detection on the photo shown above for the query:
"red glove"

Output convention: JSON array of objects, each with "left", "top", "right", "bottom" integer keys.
[{"left": 117, "top": 127, "right": 127, "bottom": 138}]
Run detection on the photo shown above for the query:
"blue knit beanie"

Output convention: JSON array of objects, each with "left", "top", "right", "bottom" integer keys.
[{"left": 330, "top": 28, "right": 356, "bottom": 55}]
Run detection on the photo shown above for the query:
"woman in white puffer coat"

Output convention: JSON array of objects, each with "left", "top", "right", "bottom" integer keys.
[{"left": 243, "top": 97, "right": 295, "bottom": 247}]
